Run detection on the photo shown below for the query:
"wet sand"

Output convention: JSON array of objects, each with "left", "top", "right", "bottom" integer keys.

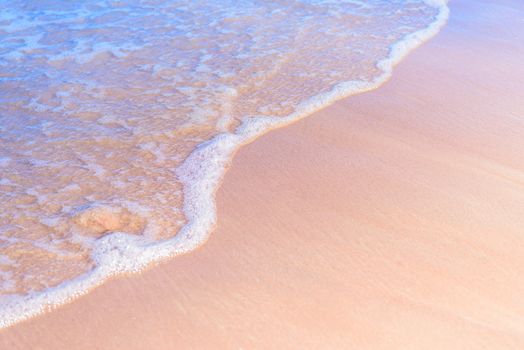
[{"left": 2, "top": 0, "right": 524, "bottom": 348}]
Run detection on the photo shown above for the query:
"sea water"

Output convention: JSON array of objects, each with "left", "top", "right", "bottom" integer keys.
[{"left": 0, "top": 0, "right": 448, "bottom": 327}]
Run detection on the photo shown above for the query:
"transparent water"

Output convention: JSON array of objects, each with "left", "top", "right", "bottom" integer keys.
[{"left": 0, "top": 0, "right": 448, "bottom": 327}]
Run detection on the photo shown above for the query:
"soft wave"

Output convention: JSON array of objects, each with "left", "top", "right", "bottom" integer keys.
[{"left": 0, "top": 0, "right": 449, "bottom": 327}]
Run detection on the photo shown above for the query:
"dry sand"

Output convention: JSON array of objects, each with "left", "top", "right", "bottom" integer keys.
[{"left": 1, "top": 0, "right": 524, "bottom": 348}]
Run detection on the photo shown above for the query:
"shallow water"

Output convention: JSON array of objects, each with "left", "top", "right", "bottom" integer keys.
[{"left": 0, "top": 0, "right": 447, "bottom": 327}]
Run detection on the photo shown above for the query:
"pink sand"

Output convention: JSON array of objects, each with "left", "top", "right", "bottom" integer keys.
[{"left": 1, "top": 0, "right": 524, "bottom": 348}]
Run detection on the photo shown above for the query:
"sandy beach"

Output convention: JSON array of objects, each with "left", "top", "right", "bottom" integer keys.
[{"left": 1, "top": 0, "right": 524, "bottom": 348}]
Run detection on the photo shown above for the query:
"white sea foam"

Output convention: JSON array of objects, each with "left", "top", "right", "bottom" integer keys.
[{"left": 0, "top": 0, "right": 449, "bottom": 327}]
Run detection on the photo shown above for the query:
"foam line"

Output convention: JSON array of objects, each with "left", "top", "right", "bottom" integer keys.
[{"left": 0, "top": 0, "right": 449, "bottom": 329}]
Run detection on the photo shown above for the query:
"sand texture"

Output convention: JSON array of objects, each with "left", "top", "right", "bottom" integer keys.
[{"left": 1, "top": 0, "right": 524, "bottom": 349}]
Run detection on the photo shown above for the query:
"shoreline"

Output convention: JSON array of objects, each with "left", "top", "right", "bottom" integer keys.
[
  {"left": 2, "top": 0, "right": 524, "bottom": 348},
  {"left": 0, "top": 1, "right": 450, "bottom": 329}
]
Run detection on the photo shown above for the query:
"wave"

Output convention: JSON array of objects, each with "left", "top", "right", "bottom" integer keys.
[{"left": 0, "top": 0, "right": 449, "bottom": 328}]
